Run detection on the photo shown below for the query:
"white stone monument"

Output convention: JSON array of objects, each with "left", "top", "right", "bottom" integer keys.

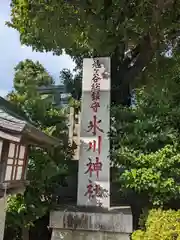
[
  {"left": 50, "top": 58, "right": 133, "bottom": 240},
  {"left": 77, "top": 58, "right": 110, "bottom": 208}
]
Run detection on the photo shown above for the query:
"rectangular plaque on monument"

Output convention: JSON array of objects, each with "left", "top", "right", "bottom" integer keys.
[{"left": 77, "top": 57, "right": 111, "bottom": 208}]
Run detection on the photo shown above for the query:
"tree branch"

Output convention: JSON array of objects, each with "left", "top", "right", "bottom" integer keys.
[
  {"left": 123, "top": 34, "right": 154, "bottom": 86},
  {"left": 122, "top": 0, "right": 176, "bottom": 87}
]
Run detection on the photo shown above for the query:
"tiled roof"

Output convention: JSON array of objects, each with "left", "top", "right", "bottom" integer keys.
[{"left": 0, "top": 108, "right": 26, "bottom": 133}]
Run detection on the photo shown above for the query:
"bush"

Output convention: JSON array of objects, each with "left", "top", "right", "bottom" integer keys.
[{"left": 132, "top": 209, "right": 180, "bottom": 240}]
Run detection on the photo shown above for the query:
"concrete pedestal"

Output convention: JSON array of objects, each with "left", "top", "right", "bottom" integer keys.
[{"left": 50, "top": 206, "right": 132, "bottom": 240}]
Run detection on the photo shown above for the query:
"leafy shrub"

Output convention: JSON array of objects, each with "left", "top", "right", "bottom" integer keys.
[{"left": 132, "top": 209, "right": 180, "bottom": 240}]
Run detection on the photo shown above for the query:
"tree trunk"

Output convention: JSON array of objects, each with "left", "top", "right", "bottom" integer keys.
[
  {"left": 29, "top": 214, "right": 51, "bottom": 240},
  {"left": 111, "top": 54, "right": 132, "bottom": 106},
  {"left": 22, "top": 226, "right": 29, "bottom": 240}
]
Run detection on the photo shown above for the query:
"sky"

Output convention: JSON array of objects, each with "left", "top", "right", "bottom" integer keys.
[{"left": 0, "top": 1, "right": 75, "bottom": 97}]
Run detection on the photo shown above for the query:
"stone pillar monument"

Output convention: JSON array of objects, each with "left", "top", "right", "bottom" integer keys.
[{"left": 50, "top": 58, "right": 133, "bottom": 240}]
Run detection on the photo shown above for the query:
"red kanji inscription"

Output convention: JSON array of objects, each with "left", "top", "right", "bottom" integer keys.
[
  {"left": 92, "top": 59, "right": 101, "bottom": 69},
  {"left": 91, "top": 89, "right": 100, "bottom": 102},
  {"left": 87, "top": 115, "right": 104, "bottom": 135},
  {"left": 88, "top": 136, "right": 102, "bottom": 155},
  {"left": 91, "top": 81, "right": 100, "bottom": 112},
  {"left": 84, "top": 179, "right": 101, "bottom": 199},
  {"left": 92, "top": 72, "right": 100, "bottom": 82},
  {"left": 84, "top": 157, "right": 102, "bottom": 179},
  {"left": 91, "top": 82, "right": 100, "bottom": 91},
  {"left": 90, "top": 101, "right": 100, "bottom": 113}
]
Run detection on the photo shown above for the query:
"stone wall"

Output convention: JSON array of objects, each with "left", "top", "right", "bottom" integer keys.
[
  {"left": 50, "top": 207, "right": 132, "bottom": 240},
  {"left": 52, "top": 229, "right": 130, "bottom": 240}
]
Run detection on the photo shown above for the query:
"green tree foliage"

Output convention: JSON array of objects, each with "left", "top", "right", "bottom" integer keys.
[
  {"left": 5, "top": 59, "right": 72, "bottom": 239},
  {"left": 111, "top": 53, "right": 180, "bottom": 206},
  {"left": 8, "top": 0, "right": 180, "bottom": 104},
  {"left": 132, "top": 209, "right": 180, "bottom": 240}
]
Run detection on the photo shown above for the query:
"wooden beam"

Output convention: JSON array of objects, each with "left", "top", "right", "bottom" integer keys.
[{"left": 0, "top": 130, "right": 22, "bottom": 143}]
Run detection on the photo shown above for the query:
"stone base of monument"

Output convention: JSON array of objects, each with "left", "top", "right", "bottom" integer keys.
[{"left": 50, "top": 206, "right": 132, "bottom": 240}]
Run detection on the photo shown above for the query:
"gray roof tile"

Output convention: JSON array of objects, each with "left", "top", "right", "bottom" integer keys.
[{"left": 0, "top": 109, "right": 26, "bottom": 132}]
